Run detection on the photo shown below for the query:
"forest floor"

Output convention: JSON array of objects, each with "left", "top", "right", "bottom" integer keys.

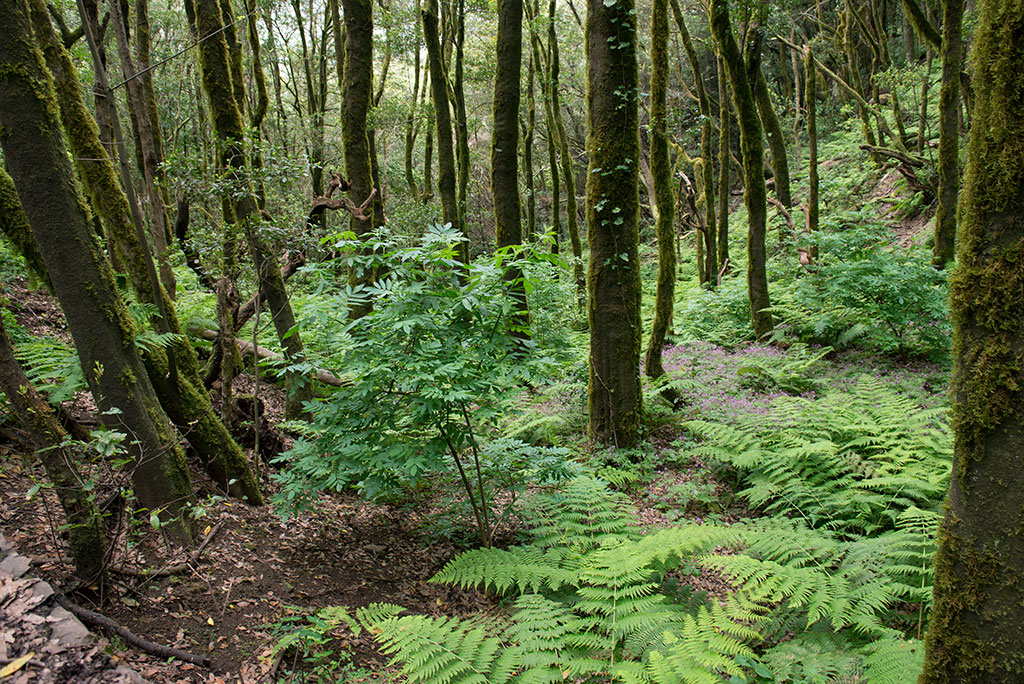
[{"left": 0, "top": 167, "right": 945, "bottom": 683}]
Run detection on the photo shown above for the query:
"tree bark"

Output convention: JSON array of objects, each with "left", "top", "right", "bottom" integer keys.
[
  {"left": 342, "top": 0, "right": 383, "bottom": 317},
  {"left": 0, "top": 312, "right": 106, "bottom": 583},
  {"left": 806, "top": 47, "right": 819, "bottom": 237},
  {"left": 422, "top": 0, "right": 466, "bottom": 259},
  {"left": 919, "top": 0, "right": 1024, "bottom": 679},
  {"left": 491, "top": 0, "right": 530, "bottom": 337},
  {"left": 0, "top": 0, "right": 194, "bottom": 540},
  {"left": 0, "top": 167, "right": 51, "bottom": 290},
  {"left": 717, "top": 59, "right": 731, "bottom": 273},
  {"left": 711, "top": 0, "right": 772, "bottom": 338},
  {"left": 932, "top": 0, "right": 963, "bottom": 267},
  {"left": 586, "top": 0, "right": 642, "bottom": 447},
  {"left": 548, "top": 0, "right": 585, "bottom": 304},
  {"left": 643, "top": 0, "right": 675, "bottom": 382},
  {"left": 754, "top": 69, "right": 792, "bottom": 209},
  {"left": 36, "top": 0, "right": 261, "bottom": 504}
]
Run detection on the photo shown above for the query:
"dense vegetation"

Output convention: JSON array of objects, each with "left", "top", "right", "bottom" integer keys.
[{"left": 1, "top": 0, "right": 1022, "bottom": 681}]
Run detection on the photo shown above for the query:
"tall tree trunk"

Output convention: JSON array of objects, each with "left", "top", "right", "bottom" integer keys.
[
  {"left": 491, "top": 0, "right": 530, "bottom": 337},
  {"left": 452, "top": 0, "right": 470, "bottom": 240},
  {"left": 187, "top": 0, "right": 313, "bottom": 421},
  {"left": 586, "top": 0, "right": 642, "bottom": 447},
  {"left": 932, "top": 0, "right": 964, "bottom": 267},
  {"left": 548, "top": 0, "right": 585, "bottom": 304},
  {"left": 342, "top": 0, "right": 383, "bottom": 316},
  {"left": 806, "top": 46, "right": 819, "bottom": 237},
  {"left": 35, "top": 0, "right": 261, "bottom": 504},
  {"left": 643, "top": 0, "right": 675, "bottom": 382},
  {"left": 109, "top": 0, "right": 176, "bottom": 299},
  {"left": 754, "top": 70, "right": 792, "bottom": 209},
  {"left": 422, "top": 0, "right": 466, "bottom": 259},
  {"left": 671, "top": 0, "right": 716, "bottom": 284},
  {"left": 0, "top": 167, "right": 51, "bottom": 290},
  {"left": 522, "top": 49, "right": 536, "bottom": 239},
  {"left": 405, "top": 6, "right": 422, "bottom": 199},
  {"left": 919, "top": 1, "right": 1024, "bottom": 679},
  {"left": 717, "top": 59, "right": 731, "bottom": 273},
  {"left": 0, "top": 0, "right": 194, "bottom": 539},
  {"left": 711, "top": 0, "right": 772, "bottom": 338},
  {"left": 0, "top": 314, "right": 106, "bottom": 583}
]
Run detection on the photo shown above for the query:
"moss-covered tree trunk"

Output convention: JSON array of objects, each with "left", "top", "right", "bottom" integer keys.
[
  {"left": 643, "top": 0, "right": 675, "bottom": 381},
  {"left": 932, "top": 0, "right": 964, "bottom": 267},
  {"left": 422, "top": 0, "right": 466, "bottom": 260},
  {"left": 806, "top": 46, "right": 819, "bottom": 236},
  {"left": 342, "top": 0, "right": 384, "bottom": 316},
  {"left": 0, "top": 314, "right": 106, "bottom": 583},
  {"left": 491, "top": 0, "right": 530, "bottom": 337},
  {"left": 711, "top": 0, "right": 772, "bottom": 338},
  {"left": 0, "top": 0, "right": 193, "bottom": 539},
  {"left": 548, "top": 0, "right": 585, "bottom": 302},
  {"left": 717, "top": 60, "right": 731, "bottom": 273},
  {"left": 919, "top": 1, "right": 1024, "bottom": 679},
  {"left": 523, "top": 49, "right": 536, "bottom": 240},
  {"left": 404, "top": 4, "right": 422, "bottom": 199},
  {"left": 0, "top": 167, "right": 51, "bottom": 290},
  {"left": 586, "top": 0, "right": 642, "bottom": 447},
  {"left": 671, "top": 0, "right": 716, "bottom": 284},
  {"left": 33, "top": 0, "right": 261, "bottom": 504},
  {"left": 754, "top": 70, "right": 792, "bottom": 210},
  {"left": 187, "top": 0, "right": 313, "bottom": 421},
  {"left": 452, "top": 0, "right": 470, "bottom": 243}
]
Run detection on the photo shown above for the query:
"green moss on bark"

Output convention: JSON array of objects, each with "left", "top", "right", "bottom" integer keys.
[
  {"left": 586, "top": 0, "right": 642, "bottom": 447},
  {"left": 919, "top": 0, "right": 1024, "bottom": 680}
]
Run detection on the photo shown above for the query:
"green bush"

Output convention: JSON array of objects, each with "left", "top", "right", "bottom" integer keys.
[{"left": 273, "top": 225, "right": 564, "bottom": 547}]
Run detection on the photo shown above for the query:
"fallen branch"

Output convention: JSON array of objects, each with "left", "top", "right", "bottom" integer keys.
[
  {"left": 54, "top": 594, "right": 209, "bottom": 667},
  {"left": 110, "top": 521, "right": 224, "bottom": 579},
  {"left": 190, "top": 326, "right": 348, "bottom": 387},
  {"left": 767, "top": 197, "right": 795, "bottom": 235},
  {"left": 858, "top": 145, "right": 926, "bottom": 168}
]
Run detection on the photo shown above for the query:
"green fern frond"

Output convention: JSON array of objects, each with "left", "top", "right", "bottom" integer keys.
[
  {"left": 431, "top": 546, "right": 576, "bottom": 594},
  {"left": 860, "top": 637, "right": 924, "bottom": 684}
]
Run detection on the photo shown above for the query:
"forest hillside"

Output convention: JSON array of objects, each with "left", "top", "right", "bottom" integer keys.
[{"left": 0, "top": 0, "right": 1022, "bottom": 682}]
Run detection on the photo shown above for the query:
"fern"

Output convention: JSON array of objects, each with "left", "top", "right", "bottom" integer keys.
[
  {"left": 859, "top": 637, "right": 924, "bottom": 683},
  {"left": 13, "top": 337, "right": 85, "bottom": 403},
  {"left": 684, "top": 376, "right": 951, "bottom": 536}
]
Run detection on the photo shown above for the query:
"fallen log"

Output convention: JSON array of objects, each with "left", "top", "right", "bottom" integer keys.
[{"left": 189, "top": 326, "right": 348, "bottom": 388}]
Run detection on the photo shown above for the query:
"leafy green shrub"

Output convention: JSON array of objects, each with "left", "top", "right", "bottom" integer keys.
[
  {"left": 772, "top": 225, "right": 950, "bottom": 358},
  {"left": 273, "top": 226, "right": 563, "bottom": 547}
]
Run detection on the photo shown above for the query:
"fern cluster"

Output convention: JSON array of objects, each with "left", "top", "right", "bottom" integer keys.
[
  {"left": 340, "top": 472, "right": 935, "bottom": 683},
  {"left": 684, "top": 376, "right": 950, "bottom": 536}
]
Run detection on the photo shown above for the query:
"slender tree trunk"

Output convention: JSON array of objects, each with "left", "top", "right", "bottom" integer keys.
[
  {"left": 342, "top": 0, "right": 383, "bottom": 316},
  {"left": 0, "top": 0, "right": 194, "bottom": 539},
  {"left": 717, "top": 59, "right": 731, "bottom": 273},
  {"left": 405, "top": 8, "right": 422, "bottom": 199},
  {"left": 754, "top": 70, "right": 792, "bottom": 210},
  {"left": 0, "top": 167, "right": 51, "bottom": 290},
  {"left": 491, "top": 0, "right": 530, "bottom": 337},
  {"left": 522, "top": 49, "right": 536, "bottom": 239},
  {"left": 643, "top": 0, "right": 675, "bottom": 381},
  {"left": 671, "top": 0, "right": 716, "bottom": 283},
  {"left": 422, "top": 0, "right": 465, "bottom": 259},
  {"left": 711, "top": 0, "right": 772, "bottom": 338},
  {"left": 919, "top": 1, "right": 1024, "bottom": 679},
  {"left": 806, "top": 46, "right": 819, "bottom": 237},
  {"left": 932, "top": 0, "right": 964, "bottom": 267},
  {"left": 0, "top": 314, "right": 106, "bottom": 583},
  {"left": 110, "top": 0, "right": 176, "bottom": 299},
  {"left": 548, "top": 0, "right": 585, "bottom": 303},
  {"left": 452, "top": 0, "right": 470, "bottom": 239},
  {"left": 586, "top": 0, "right": 642, "bottom": 447},
  {"left": 187, "top": 0, "right": 312, "bottom": 421}
]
